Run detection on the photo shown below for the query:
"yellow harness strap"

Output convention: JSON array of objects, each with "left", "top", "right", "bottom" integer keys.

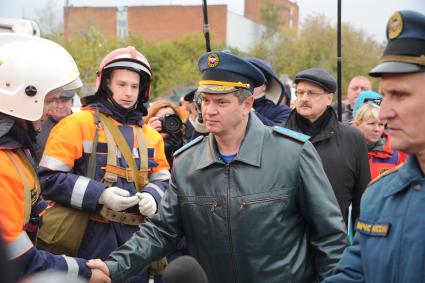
[
  {"left": 98, "top": 113, "right": 148, "bottom": 192},
  {"left": 5, "top": 149, "right": 41, "bottom": 225}
]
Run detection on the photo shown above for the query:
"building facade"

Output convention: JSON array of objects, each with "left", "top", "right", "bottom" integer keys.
[{"left": 64, "top": 0, "right": 298, "bottom": 52}]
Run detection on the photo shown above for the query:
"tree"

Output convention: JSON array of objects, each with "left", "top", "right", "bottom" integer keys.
[
  {"left": 46, "top": 12, "right": 383, "bottom": 102},
  {"left": 248, "top": 13, "right": 384, "bottom": 94},
  {"left": 33, "top": 0, "right": 63, "bottom": 36},
  {"left": 258, "top": 0, "right": 288, "bottom": 45},
  {"left": 48, "top": 31, "right": 218, "bottom": 100}
]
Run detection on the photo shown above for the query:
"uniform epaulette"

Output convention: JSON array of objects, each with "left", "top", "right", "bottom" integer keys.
[
  {"left": 173, "top": 135, "right": 205, "bottom": 158},
  {"left": 369, "top": 163, "right": 403, "bottom": 185},
  {"left": 272, "top": 126, "right": 310, "bottom": 143}
]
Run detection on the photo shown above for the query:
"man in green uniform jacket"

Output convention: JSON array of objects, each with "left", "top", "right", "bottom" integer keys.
[{"left": 88, "top": 51, "right": 347, "bottom": 283}]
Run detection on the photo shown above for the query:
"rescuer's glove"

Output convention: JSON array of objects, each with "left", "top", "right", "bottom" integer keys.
[
  {"left": 99, "top": 187, "right": 139, "bottom": 212},
  {"left": 136, "top": 192, "right": 157, "bottom": 217}
]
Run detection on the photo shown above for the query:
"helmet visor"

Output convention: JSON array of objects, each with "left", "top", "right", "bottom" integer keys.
[
  {"left": 61, "top": 77, "right": 83, "bottom": 90},
  {"left": 105, "top": 60, "right": 151, "bottom": 77}
]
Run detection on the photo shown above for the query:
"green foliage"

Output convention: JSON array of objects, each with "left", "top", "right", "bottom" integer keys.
[
  {"left": 46, "top": 13, "right": 383, "bottom": 101},
  {"left": 259, "top": 0, "right": 287, "bottom": 35},
  {"left": 248, "top": 13, "right": 385, "bottom": 96},
  {"left": 47, "top": 30, "right": 216, "bottom": 100}
]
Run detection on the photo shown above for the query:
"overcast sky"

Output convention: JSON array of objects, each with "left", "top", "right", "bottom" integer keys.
[{"left": 1, "top": 0, "right": 424, "bottom": 42}]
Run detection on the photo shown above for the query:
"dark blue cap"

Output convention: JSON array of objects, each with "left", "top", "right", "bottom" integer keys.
[
  {"left": 370, "top": 10, "right": 425, "bottom": 77},
  {"left": 198, "top": 51, "right": 265, "bottom": 94},
  {"left": 294, "top": 68, "right": 336, "bottom": 93},
  {"left": 245, "top": 57, "right": 288, "bottom": 105}
]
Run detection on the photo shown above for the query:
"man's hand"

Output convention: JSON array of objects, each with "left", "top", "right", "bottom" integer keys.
[
  {"left": 87, "top": 259, "right": 110, "bottom": 283},
  {"left": 136, "top": 192, "right": 157, "bottom": 217},
  {"left": 89, "top": 268, "right": 111, "bottom": 283},
  {"left": 99, "top": 187, "right": 139, "bottom": 212}
]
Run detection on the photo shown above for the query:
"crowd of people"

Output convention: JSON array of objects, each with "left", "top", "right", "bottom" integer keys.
[{"left": 0, "top": 9, "right": 424, "bottom": 283}]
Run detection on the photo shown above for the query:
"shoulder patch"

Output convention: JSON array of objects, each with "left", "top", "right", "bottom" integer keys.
[
  {"left": 272, "top": 126, "right": 310, "bottom": 143},
  {"left": 173, "top": 136, "right": 205, "bottom": 158},
  {"left": 355, "top": 219, "right": 391, "bottom": 237},
  {"left": 369, "top": 163, "right": 402, "bottom": 185}
]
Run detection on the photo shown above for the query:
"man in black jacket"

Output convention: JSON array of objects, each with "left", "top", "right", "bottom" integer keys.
[{"left": 285, "top": 68, "right": 370, "bottom": 227}]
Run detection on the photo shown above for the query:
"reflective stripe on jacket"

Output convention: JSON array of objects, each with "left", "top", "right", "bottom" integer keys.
[
  {"left": 0, "top": 145, "right": 90, "bottom": 279},
  {"left": 38, "top": 108, "right": 170, "bottom": 212},
  {"left": 0, "top": 149, "right": 34, "bottom": 243}
]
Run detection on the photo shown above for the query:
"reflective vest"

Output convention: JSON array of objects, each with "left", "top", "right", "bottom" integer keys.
[{"left": 368, "top": 132, "right": 408, "bottom": 180}]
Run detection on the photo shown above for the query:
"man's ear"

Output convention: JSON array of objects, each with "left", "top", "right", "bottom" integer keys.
[
  {"left": 326, "top": 93, "right": 334, "bottom": 106},
  {"left": 244, "top": 95, "right": 255, "bottom": 112}
]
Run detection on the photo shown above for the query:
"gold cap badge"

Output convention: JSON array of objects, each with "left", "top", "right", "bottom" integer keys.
[
  {"left": 207, "top": 53, "right": 220, "bottom": 68},
  {"left": 389, "top": 12, "right": 403, "bottom": 40}
]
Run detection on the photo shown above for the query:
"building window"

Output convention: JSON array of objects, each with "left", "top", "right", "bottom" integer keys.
[{"left": 117, "top": 6, "right": 128, "bottom": 38}]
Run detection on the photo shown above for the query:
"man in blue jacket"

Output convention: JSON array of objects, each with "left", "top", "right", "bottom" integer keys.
[
  {"left": 245, "top": 57, "right": 292, "bottom": 126},
  {"left": 324, "top": 10, "right": 425, "bottom": 283}
]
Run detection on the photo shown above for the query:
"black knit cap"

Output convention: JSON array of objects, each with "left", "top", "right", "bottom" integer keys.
[
  {"left": 294, "top": 68, "right": 336, "bottom": 93},
  {"left": 369, "top": 10, "right": 425, "bottom": 77}
]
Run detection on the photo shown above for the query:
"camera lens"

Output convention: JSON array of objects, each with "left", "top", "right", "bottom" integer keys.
[{"left": 161, "top": 114, "right": 182, "bottom": 134}]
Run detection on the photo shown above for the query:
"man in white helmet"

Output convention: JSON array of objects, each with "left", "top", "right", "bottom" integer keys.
[{"left": 0, "top": 34, "right": 109, "bottom": 282}]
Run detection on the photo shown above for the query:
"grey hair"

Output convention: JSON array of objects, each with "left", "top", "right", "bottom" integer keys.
[{"left": 233, "top": 89, "right": 252, "bottom": 104}]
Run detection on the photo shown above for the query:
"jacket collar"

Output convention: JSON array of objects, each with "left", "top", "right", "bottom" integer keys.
[
  {"left": 86, "top": 97, "right": 144, "bottom": 126},
  {"left": 368, "top": 132, "right": 394, "bottom": 158},
  {"left": 196, "top": 113, "right": 265, "bottom": 170},
  {"left": 384, "top": 155, "right": 424, "bottom": 197},
  {"left": 381, "top": 131, "right": 395, "bottom": 155},
  {"left": 0, "top": 134, "right": 23, "bottom": 149},
  {"left": 286, "top": 107, "right": 339, "bottom": 143}
]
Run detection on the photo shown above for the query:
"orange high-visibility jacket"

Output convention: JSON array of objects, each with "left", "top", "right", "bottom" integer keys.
[
  {"left": 0, "top": 144, "right": 91, "bottom": 279},
  {"left": 38, "top": 105, "right": 170, "bottom": 260}
]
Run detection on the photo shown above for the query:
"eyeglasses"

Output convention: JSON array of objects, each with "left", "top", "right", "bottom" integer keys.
[{"left": 295, "top": 89, "right": 328, "bottom": 98}]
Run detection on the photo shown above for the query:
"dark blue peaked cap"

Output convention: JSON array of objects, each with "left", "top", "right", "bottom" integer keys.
[
  {"left": 246, "top": 57, "right": 288, "bottom": 105},
  {"left": 370, "top": 10, "right": 425, "bottom": 77},
  {"left": 198, "top": 51, "right": 265, "bottom": 94}
]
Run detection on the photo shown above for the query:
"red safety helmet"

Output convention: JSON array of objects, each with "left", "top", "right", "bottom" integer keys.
[{"left": 90, "top": 46, "right": 152, "bottom": 107}]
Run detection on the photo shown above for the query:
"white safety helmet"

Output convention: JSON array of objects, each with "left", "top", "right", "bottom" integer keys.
[{"left": 0, "top": 33, "right": 82, "bottom": 121}]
